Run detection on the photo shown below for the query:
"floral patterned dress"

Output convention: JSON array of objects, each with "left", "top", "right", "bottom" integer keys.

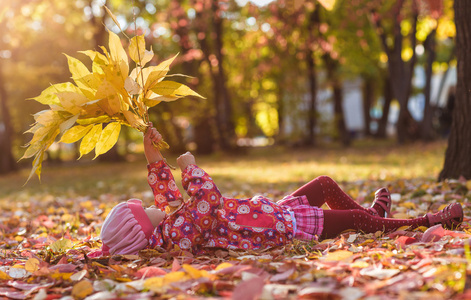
[{"left": 146, "top": 161, "right": 295, "bottom": 255}]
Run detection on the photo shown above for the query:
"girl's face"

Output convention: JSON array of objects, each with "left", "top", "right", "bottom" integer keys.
[{"left": 144, "top": 206, "right": 166, "bottom": 227}]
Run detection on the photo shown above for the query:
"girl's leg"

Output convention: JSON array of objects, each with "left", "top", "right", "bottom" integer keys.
[
  {"left": 290, "top": 176, "right": 387, "bottom": 216},
  {"left": 320, "top": 209, "right": 429, "bottom": 240}
]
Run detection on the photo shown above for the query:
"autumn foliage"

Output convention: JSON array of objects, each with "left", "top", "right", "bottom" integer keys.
[
  {"left": 21, "top": 26, "right": 203, "bottom": 182},
  {"left": 0, "top": 171, "right": 470, "bottom": 299}
]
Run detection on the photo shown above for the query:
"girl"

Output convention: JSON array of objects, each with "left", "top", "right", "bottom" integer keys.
[{"left": 95, "top": 126, "right": 463, "bottom": 256}]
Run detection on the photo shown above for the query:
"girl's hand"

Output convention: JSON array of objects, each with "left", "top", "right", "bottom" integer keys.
[
  {"left": 177, "top": 152, "right": 196, "bottom": 171},
  {"left": 144, "top": 123, "right": 163, "bottom": 164}
]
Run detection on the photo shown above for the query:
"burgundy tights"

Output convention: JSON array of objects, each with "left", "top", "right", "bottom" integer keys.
[{"left": 289, "top": 176, "right": 429, "bottom": 239}]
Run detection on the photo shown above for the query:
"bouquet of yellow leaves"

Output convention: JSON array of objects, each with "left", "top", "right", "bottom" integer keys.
[{"left": 21, "top": 28, "right": 203, "bottom": 182}]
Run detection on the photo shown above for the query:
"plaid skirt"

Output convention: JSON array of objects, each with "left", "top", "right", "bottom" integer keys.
[{"left": 277, "top": 195, "right": 324, "bottom": 240}]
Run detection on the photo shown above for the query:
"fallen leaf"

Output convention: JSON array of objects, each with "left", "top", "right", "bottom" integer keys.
[
  {"left": 49, "top": 238, "right": 72, "bottom": 253},
  {"left": 71, "top": 280, "right": 93, "bottom": 299},
  {"left": 395, "top": 236, "right": 418, "bottom": 247},
  {"left": 8, "top": 267, "right": 28, "bottom": 279},
  {"left": 25, "top": 258, "right": 40, "bottom": 273},
  {"left": 298, "top": 286, "right": 338, "bottom": 299},
  {"left": 135, "top": 266, "right": 167, "bottom": 279},
  {"left": 323, "top": 250, "right": 353, "bottom": 261},
  {"left": 360, "top": 267, "right": 400, "bottom": 279},
  {"left": 0, "top": 270, "right": 11, "bottom": 280},
  {"left": 70, "top": 269, "right": 88, "bottom": 281},
  {"left": 232, "top": 276, "right": 264, "bottom": 300},
  {"left": 215, "top": 262, "right": 233, "bottom": 271}
]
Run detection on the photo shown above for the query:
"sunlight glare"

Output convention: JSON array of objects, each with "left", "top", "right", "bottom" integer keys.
[{"left": 236, "top": 0, "right": 275, "bottom": 7}]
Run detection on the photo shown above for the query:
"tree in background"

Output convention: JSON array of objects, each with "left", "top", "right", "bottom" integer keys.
[
  {"left": 0, "top": 1, "right": 96, "bottom": 173},
  {"left": 417, "top": 0, "right": 455, "bottom": 142},
  {"left": 439, "top": 0, "right": 471, "bottom": 180},
  {"left": 0, "top": 7, "right": 16, "bottom": 174},
  {"left": 369, "top": 0, "right": 420, "bottom": 144}
]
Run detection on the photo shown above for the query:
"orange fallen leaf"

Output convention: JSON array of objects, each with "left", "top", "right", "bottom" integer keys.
[
  {"left": 71, "top": 280, "right": 93, "bottom": 299},
  {"left": 25, "top": 258, "right": 40, "bottom": 273},
  {"left": 323, "top": 250, "right": 353, "bottom": 261}
]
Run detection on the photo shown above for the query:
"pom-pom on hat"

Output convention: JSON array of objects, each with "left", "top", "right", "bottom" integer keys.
[{"left": 99, "top": 199, "right": 154, "bottom": 255}]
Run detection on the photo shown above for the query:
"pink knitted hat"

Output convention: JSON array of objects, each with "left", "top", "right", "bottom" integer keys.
[{"left": 99, "top": 199, "right": 154, "bottom": 255}]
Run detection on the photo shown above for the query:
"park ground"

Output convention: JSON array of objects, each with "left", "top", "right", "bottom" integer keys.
[{"left": 0, "top": 139, "right": 471, "bottom": 299}]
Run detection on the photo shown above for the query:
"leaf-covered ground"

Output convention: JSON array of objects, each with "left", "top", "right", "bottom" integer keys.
[{"left": 1, "top": 141, "right": 470, "bottom": 299}]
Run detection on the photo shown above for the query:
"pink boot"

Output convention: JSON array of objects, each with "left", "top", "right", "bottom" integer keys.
[
  {"left": 368, "top": 187, "right": 392, "bottom": 218},
  {"left": 425, "top": 203, "right": 463, "bottom": 229}
]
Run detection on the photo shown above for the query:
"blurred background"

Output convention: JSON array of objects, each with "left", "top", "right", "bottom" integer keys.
[{"left": 0, "top": 0, "right": 459, "bottom": 176}]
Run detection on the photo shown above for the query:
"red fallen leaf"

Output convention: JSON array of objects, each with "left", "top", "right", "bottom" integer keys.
[
  {"left": 36, "top": 215, "right": 55, "bottom": 229},
  {"left": 421, "top": 225, "right": 447, "bottom": 242},
  {"left": 56, "top": 256, "right": 68, "bottom": 265},
  {"left": 171, "top": 258, "right": 181, "bottom": 272},
  {"left": 44, "top": 295, "right": 63, "bottom": 300},
  {"left": 7, "top": 281, "right": 53, "bottom": 294},
  {"left": 149, "top": 257, "right": 166, "bottom": 266},
  {"left": 422, "top": 225, "right": 468, "bottom": 243},
  {"left": 240, "top": 267, "right": 270, "bottom": 281},
  {"left": 215, "top": 250, "right": 229, "bottom": 258},
  {"left": 213, "top": 280, "right": 235, "bottom": 291},
  {"left": 395, "top": 236, "right": 418, "bottom": 248},
  {"left": 134, "top": 266, "right": 167, "bottom": 279},
  {"left": 191, "top": 277, "right": 213, "bottom": 293},
  {"left": 298, "top": 286, "right": 340, "bottom": 299},
  {"left": 387, "top": 230, "right": 415, "bottom": 239},
  {"left": 232, "top": 276, "right": 264, "bottom": 300},
  {"left": 213, "top": 265, "right": 252, "bottom": 276},
  {"left": 270, "top": 267, "right": 295, "bottom": 282},
  {"left": 0, "top": 287, "right": 26, "bottom": 300},
  {"left": 48, "top": 263, "right": 77, "bottom": 272},
  {"left": 33, "top": 266, "right": 51, "bottom": 276},
  {"left": 218, "top": 291, "right": 233, "bottom": 298}
]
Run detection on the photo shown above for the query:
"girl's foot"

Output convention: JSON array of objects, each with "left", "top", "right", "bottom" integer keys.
[
  {"left": 367, "top": 187, "right": 392, "bottom": 218},
  {"left": 425, "top": 203, "right": 463, "bottom": 229}
]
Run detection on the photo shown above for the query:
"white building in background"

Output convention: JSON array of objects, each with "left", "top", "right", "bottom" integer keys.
[{"left": 283, "top": 66, "right": 457, "bottom": 140}]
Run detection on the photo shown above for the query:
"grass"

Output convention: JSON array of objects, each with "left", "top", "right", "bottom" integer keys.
[{"left": 0, "top": 139, "right": 448, "bottom": 204}]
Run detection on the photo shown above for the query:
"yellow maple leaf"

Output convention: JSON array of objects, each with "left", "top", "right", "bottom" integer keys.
[
  {"left": 182, "top": 264, "right": 210, "bottom": 279},
  {"left": 71, "top": 280, "right": 93, "bottom": 299},
  {"left": 0, "top": 270, "right": 11, "bottom": 280},
  {"left": 79, "top": 124, "right": 102, "bottom": 158},
  {"left": 25, "top": 258, "right": 40, "bottom": 273},
  {"left": 60, "top": 124, "right": 94, "bottom": 144},
  {"left": 49, "top": 238, "right": 73, "bottom": 253},
  {"left": 215, "top": 262, "right": 233, "bottom": 271},
  {"left": 151, "top": 81, "right": 205, "bottom": 99},
  {"left": 94, "top": 122, "right": 121, "bottom": 158},
  {"left": 323, "top": 250, "right": 353, "bottom": 261},
  {"left": 144, "top": 277, "right": 164, "bottom": 292}
]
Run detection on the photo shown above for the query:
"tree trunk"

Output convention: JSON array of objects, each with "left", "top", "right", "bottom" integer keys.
[
  {"left": 371, "top": 0, "right": 419, "bottom": 143},
  {"left": 305, "top": 49, "right": 317, "bottom": 146},
  {"left": 276, "top": 85, "right": 285, "bottom": 144},
  {"left": 172, "top": 0, "right": 215, "bottom": 154},
  {"left": 162, "top": 103, "right": 187, "bottom": 154},
  {"left": 194, "top": 115, "right": 214, "bottom": 155},
  {"left": 195, "top": 3, "right": 234, "bottom": 151},
  {"left": 439, "top": 0, "right": 471, "bottom": 181},
  {"left": 362, "top": 75, "right": 375, "bottom": 137},
  {"left": 0, "top": 49, "right": 17, "bottom": 174},
  {"left": 376, "top": 74, "right": 392, "bottom": 138},
  {"left": 304, "top": 8, "right": 319, "bottom": 147},
  {"left": 420, "top": 29, "right": 437, "bottom": 141},
  {"left": 323, "top": 53, "right": 350, "bottom": 147},
  {"left": 211, "top": 0, "right": 236, "bottom": 150},
  {"left": 333, "top": 82, "right": 350, "bottom": 147}
]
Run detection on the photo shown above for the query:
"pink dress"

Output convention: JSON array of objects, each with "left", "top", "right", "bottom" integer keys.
[{"left": 146, "top": 161, "right": 323, "bottom": 254}]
